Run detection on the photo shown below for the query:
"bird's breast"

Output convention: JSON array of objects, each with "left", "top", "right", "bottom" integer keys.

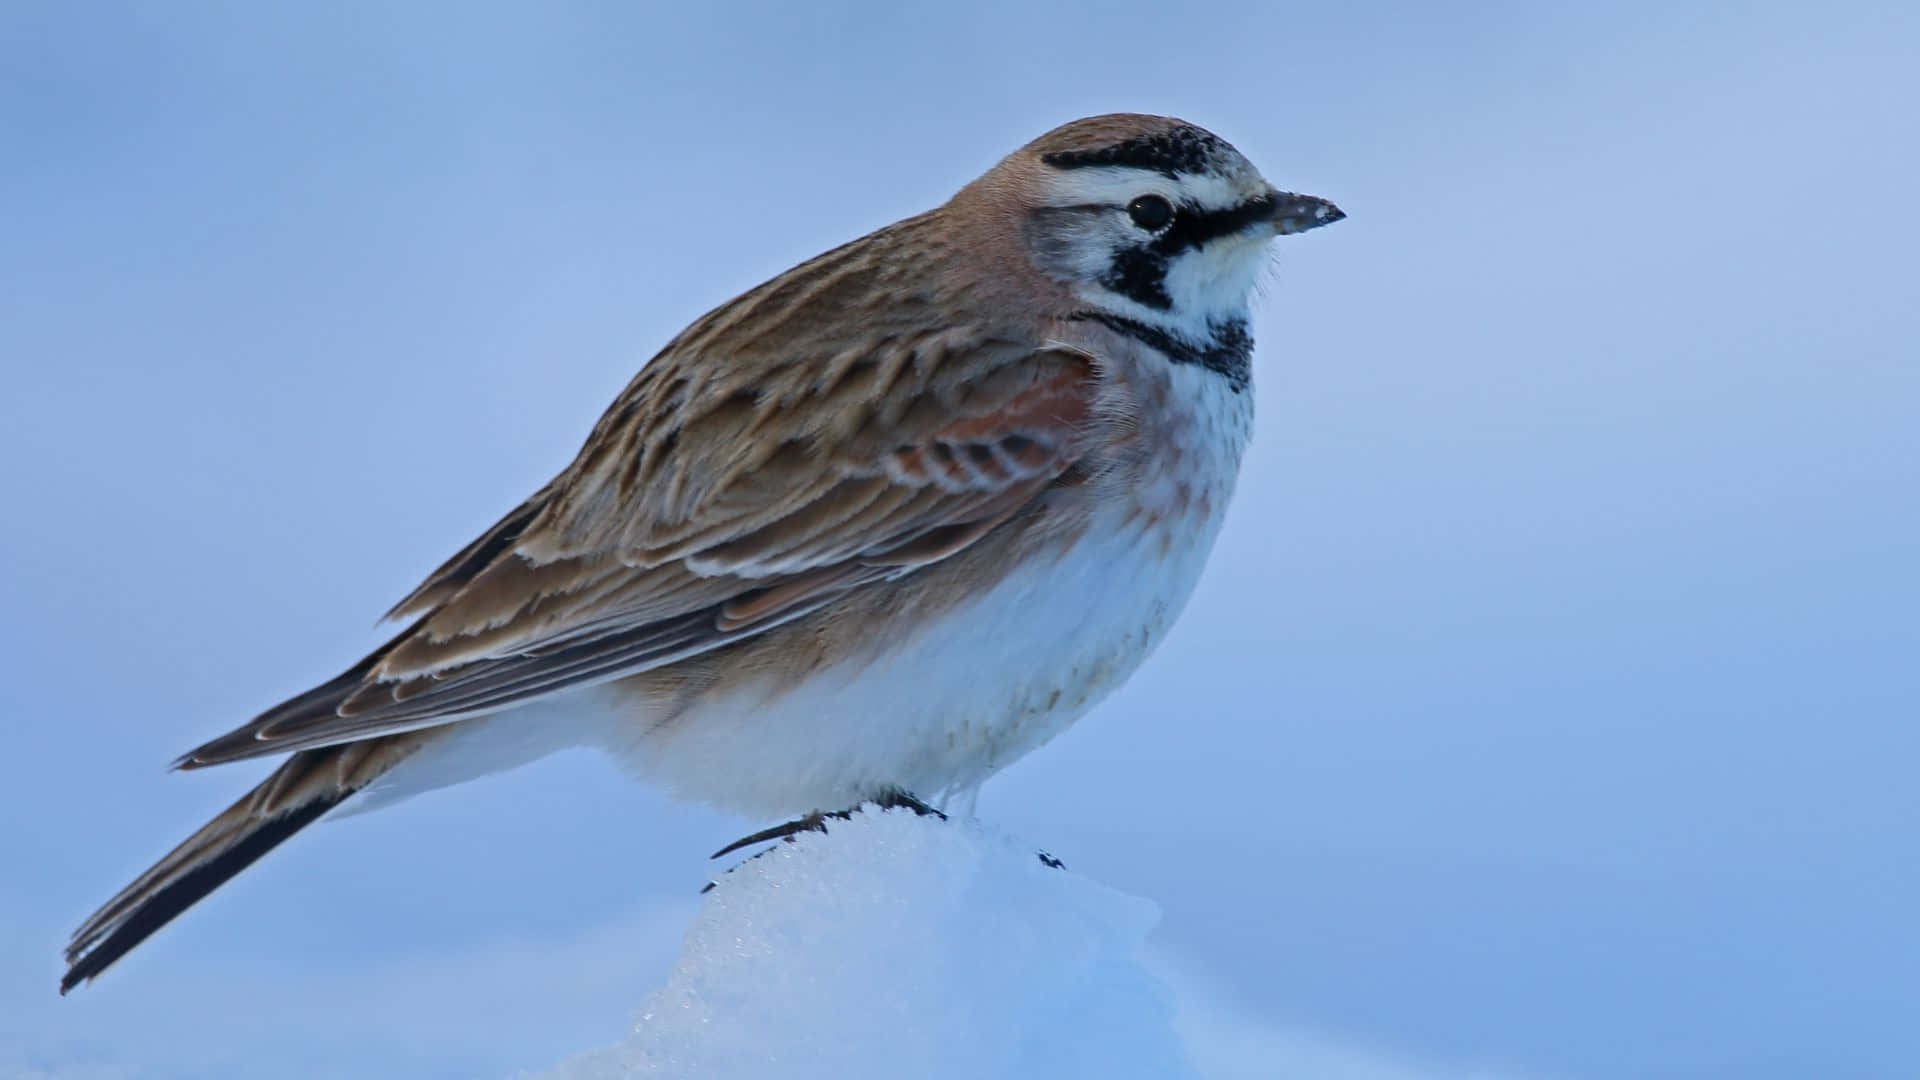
[{"left": 605, "top": 361, "right": 1254, "bottom": 818}]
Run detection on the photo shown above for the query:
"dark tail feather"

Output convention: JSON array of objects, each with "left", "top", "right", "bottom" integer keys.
[{"left": 62, "top": 736, "right": 422, "bottom": 993}]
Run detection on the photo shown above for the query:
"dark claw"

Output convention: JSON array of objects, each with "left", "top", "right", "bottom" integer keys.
[
  {"left": 708, "top": 789, "right": 948, "bottom": 862},
  {"left": 709, "top": 810, "right": 832, "bottom": 860},
  {"left": 869, "top": 789, "right": 947, "bottom": 821}
]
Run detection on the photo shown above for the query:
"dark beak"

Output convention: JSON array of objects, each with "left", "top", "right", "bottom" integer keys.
[{"left": 1270, "top": 192, "right": 1345, "bottom": 236}]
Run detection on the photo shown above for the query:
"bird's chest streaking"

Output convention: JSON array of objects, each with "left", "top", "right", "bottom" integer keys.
[{"left": 611, "top": 362, "right": 1254, "bottom": 818}]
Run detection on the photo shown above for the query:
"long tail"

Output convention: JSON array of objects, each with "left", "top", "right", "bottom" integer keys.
[{"left": 61, "top": 733, "right": 427, "bottom": 993}]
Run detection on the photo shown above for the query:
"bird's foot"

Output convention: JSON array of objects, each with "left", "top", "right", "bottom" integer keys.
[
  {"left": 707, "top": 789, "right": 947, "bottom": 862},
  {"left": 701, "top": 790, "right": 1063, "bottom": 892},
  {"left": 708, "top": 810, "right": 832, "bottom": 861},
  {"left": 867, "top": 788, "right": 948, "bottom": 821}
]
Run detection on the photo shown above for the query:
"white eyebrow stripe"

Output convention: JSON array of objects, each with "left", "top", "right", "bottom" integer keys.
[{"left": 1042, "top": 168, "right": 1259, "bottom": 215}]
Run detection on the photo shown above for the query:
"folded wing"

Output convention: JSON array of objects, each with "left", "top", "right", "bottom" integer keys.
[{"left": 178, "top": 333, "right": 1097, "bottom": 766}]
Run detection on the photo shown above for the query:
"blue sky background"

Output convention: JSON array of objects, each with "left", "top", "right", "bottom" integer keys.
[{"left": 3, "top": 3, "right": 1917, "bottom": 1077}]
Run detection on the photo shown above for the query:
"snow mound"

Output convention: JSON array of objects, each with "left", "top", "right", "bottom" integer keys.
[{"left": 535, "top": 808, "right": 1200, "bottom": 1080}]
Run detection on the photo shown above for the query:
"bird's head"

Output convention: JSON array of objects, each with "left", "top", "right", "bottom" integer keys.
[{"left": 983, "top": 114, "right": 1342, "bottom": 342}]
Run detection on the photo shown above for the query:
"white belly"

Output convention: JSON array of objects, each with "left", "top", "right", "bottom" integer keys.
[{"left": 611, "top": 498, "right": 1232, "bottom": 818}]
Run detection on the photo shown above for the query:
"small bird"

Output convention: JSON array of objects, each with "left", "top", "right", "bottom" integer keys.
[{"left": 62, "top": 113, "right": 1342, "bottom": 992}]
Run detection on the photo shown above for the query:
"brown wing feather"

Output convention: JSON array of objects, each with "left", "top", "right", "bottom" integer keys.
[
  {"left": 177, "top": 337, "right": 1096, "bottom": 768},
  {"left": 381, "top": 479, "right": 561, "bottom": 623}
]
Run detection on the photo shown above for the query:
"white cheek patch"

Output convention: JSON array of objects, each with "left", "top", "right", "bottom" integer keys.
[
  {"left": 1161, "top": 231, "right": 1268, "bottom": 317},
  {"left": 1069, "top": 228, "right": 1269, "bottom": 341},
  {"left": 1054, "top": 215, "right": 1134, "bottom": 283}
]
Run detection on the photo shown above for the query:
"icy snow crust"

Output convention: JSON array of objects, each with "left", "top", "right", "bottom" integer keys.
[{"left": 538, "top": 809, "right": 1201, "bottom": 1080}]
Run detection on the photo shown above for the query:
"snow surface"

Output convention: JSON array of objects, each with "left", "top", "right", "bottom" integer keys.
[
  {"left": 534, "top": 808, "right": 1200, "bottom": 1080},
  {"left": 9, "top": 806, "right": 1520, "bottom": 1080}
]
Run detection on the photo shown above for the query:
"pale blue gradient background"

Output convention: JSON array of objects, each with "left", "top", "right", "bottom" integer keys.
[{"left": 4, "top": 4, "right": 1917, "bottom": 1078}]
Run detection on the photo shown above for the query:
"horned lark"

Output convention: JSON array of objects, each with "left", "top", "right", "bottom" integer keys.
[{"left": 62, "top": 113, "right": 1342, "bottom": 992}]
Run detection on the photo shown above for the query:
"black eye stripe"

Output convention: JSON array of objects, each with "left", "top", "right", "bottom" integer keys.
[
  {"left": 1101, "top": 246, "right": 1172, "bottom": 309},
  {"left": 1091, "top": 194, "right": 1274, "bottom": 311},
  {"left": 1028, "top": 193, "right": 1274, "bottom": 313},
  {"left": 1153, "top": 194, "right": 1276, "bottom": 255}
]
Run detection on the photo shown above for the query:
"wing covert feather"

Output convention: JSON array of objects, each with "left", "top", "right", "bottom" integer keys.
[{"left": 178, "top": 335, "right": 1098, "bottom": 767}]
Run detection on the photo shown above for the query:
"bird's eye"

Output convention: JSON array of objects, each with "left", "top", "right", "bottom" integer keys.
[{"left": 1126, "top": 194, "right": 1174, "bottom": 231}]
